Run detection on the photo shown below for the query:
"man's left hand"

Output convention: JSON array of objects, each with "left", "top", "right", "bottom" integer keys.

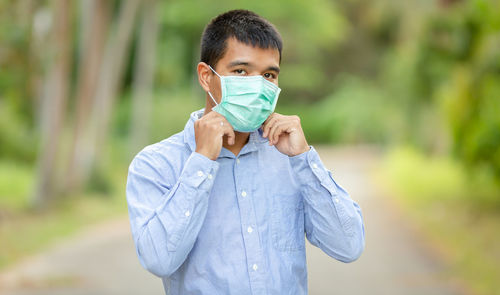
[{"left": 262, "top": 113, "right": 310, "bottom": 157}]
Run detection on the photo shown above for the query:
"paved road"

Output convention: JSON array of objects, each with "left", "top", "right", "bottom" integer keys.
[{"left": 0, "top": 146, "right": 468, "bottom": 295}]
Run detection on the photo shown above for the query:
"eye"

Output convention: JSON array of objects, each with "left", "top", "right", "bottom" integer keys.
[
  {"left": 263, "top": 73, "right": 276, "bottom": 79},
  {"left": 233, "top": 69, "right": 247, "bottom": 75}
]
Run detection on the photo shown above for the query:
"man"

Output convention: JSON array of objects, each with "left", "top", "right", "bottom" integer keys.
[{"left": 126, "top": 9, "right": 365, "bottom": 294}]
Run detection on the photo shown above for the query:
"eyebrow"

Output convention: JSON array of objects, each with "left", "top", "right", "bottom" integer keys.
[
  {"left": 266, "top": 66, "right": 280, "bottom": 74},
  {"left": 227, "top": 60, "right": 251, "bottom": 68},
  {"left": 227, "top": 60, "right": 280, "bottom": 74}
]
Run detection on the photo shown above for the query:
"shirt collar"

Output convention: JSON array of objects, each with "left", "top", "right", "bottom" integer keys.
[{"left": 183, "top": 108, "right": 268, "bottom": 155}]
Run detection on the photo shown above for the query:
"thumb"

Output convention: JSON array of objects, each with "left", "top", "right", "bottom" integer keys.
[
  {"left": 226, "top": 127, "right": 235, "bottom": 145},
  {"left": 224, "top": 124, "right": 235, "bottom": 145}
]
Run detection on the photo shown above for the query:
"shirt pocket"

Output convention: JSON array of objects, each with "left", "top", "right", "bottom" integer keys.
[{"left": 271, "top": 193, "right": 305, "bottom": 252}]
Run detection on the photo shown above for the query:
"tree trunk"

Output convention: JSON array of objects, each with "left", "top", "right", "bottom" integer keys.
[
  {"left": 32, "top": 0, "right": 72, "bottom": 208},
  {"left": 69, "top": 0, "right": 141, "bottom": 192},
  {"left": 130, "top": 0, "right": 159, "bottom": 155},
  {"left": 63, "top": 0, "right": 111, "bottom": 194}
]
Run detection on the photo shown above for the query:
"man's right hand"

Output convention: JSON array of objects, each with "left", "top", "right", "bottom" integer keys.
[{"left": 194, "top": 111, "right": 235, "bottom": 160}]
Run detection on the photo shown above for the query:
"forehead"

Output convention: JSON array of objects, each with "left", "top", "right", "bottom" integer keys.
[{"left": 217, "top": 38, "right": 280, "bottom": 69}]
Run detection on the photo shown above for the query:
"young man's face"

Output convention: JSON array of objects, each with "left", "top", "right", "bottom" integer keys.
[{"left": 207, "top": 37, "right": 281, "bottom": 104}]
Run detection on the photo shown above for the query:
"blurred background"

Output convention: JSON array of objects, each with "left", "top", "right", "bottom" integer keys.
[{"left": 0, "top": 0, "right": 499, "bottom": 294}]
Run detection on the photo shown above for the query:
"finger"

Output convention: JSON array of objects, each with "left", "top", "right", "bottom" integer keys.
[
  {"left": 198, "top": 116, "right": 219, "bottom": 130},
  {"left": 199, "top": 113, "right": 219, "bottom": 127},
  {"left": 204, "top": 114, "right": 225, "bottom": 126},
  {"left": 264, "top": 112, "right": 282, "bottom": 124},
  {"left": 206, "top": 110, "right": 225, "bottom": 120},
  {"left": 268, "top": 121, "right": 286, "bottom": 145},
  {"left": 222, "top": 123, "right": 235, "bottom": 145},
  {"left": 214, "top": 116, "right": 235, "bottom": 144},
  {"left": 202, "top": 117, "right": 223, "bottom": 131},
  {"left": 272, "top": 122, "right": 289, "bottom": 145},
  {"left": 286, "top": 124, "right": 297, "bottom": 133},
  {"left": 262, "top": 114, "right": 278, "bottom": 138},
  {"left": 263, "top": 112, "right": 276, "bottom": 125},
  {"left": 200, "top": 118, "right": 226, "bottom": 141},
  {"left": 203, "top": 115, "right": 235, "bottom": 144},
  {"left": 262, "top": 113, "right": 277, "bottom": 137}
]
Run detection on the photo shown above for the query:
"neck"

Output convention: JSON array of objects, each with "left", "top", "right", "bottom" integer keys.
[{"left": 224, "top": 132, "right": 250, "bottom": 156}]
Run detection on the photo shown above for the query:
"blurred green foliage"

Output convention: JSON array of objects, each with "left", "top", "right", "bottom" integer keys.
[
  {"left": 0, "top": 0, "right": 498, "bottom": 196},
  {"left": 277, "top": 76, "right": 402, "bottom": 144},
  {"left": 0, "top": 160, "right": 34, "bottom": 211},
  {"left": 416, "top": 0, "right": 500, "bottom": 185},
  {"left": 1, "top": 0, "right": 499, "bottom": 199},
  {"left": 380, "top": 145, "right": 499, "bottom": 209},
  {"left": 0, "top": 103, "right": 37, "bottom": 163},
  {"left": 377, "top": 145, "right": 500, "bottom": 295}
]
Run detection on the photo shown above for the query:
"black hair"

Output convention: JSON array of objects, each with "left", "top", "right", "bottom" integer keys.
[{"left": 200, "top": 9, "right": 283, "bottom": 68}]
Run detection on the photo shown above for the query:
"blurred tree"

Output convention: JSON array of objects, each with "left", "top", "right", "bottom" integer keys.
[
  {"left": 0, "top": 0, "right": 498, "bottom": 207},
  {"left": 436, "top": 0, "right": 500, "bottom": 185},
  {"left": 130, "top": 0, "right": 159, "bottom": 155},
  {"left": 32, "top": 0, "right": 73, "bottom": 207},
  {"left": 405, "top": 0, "right": 500, "bottom": 184},
  {"left": 377, "top": 0, "right": 500, "bottom": 191},
  {"left": 0, "top": 0, "right": 40, "bottom": 163},
  {"left": 70, "top": 0, "right": 142, "bottom": 193},
  {"left": 64, "top": 0, "right": 111, "bottom": 194}
]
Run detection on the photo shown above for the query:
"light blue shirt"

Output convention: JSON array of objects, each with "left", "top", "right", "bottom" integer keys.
[{"left": 126, "top": 109, "right": 365, "bottom": 294}]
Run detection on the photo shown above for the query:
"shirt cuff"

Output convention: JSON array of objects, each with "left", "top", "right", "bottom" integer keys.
[
  {"left": 289, "top": 146, "right": 337, "bottom": 196},
  {"left": 179, "top": 151, "right": 220, "bottom": 189}
]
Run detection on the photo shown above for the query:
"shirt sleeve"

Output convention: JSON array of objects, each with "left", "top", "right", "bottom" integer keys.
[
  {"left": 126, "top": 150, "right": 219, "bottom": 277},
  {"left": 289, "top": 146, "right": 365, "bottom": 262}
]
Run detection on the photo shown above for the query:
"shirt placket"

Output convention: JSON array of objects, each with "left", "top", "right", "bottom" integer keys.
[{"left": 233, "top": 153, "right": 267, "bottom": 295}]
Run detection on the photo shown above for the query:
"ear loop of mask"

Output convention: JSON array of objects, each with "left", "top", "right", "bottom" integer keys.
[
  {"left": 207, "top": 65, "right": 222, "bottom": 107},
  {"left": 208, "top": 91, "right": 218, "bottom": 107}
]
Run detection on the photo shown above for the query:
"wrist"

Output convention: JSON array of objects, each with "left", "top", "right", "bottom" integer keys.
[
  {"left": 290, "top": 145, "right": 310, "bottom": 157},
  {"left": 195, "top": 148, "right": 216, "bottom": 161}
]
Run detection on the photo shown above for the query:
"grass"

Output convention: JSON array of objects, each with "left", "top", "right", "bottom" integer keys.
[
  {"left": 374, "top": 145, "right": 500, "bottom": 295},
  {"left": 0, "top": 160, "right": 34, "bottom": 211},
  {"left": 0, "top": 160, "right": 128, "bottom": 271}
]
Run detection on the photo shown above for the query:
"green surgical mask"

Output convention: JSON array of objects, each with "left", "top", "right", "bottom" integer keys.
[{"left": 208, "top": 65, "right": 281, "bottom": 132}]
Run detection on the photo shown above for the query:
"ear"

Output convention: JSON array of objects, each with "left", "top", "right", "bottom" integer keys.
[{"left": 197, "top": 62, "right": 212, "bottom": 92}]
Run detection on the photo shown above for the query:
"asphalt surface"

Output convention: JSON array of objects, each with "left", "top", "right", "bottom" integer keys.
[{"left": 0, "top": 146, "right": 468, "bottom": 295}]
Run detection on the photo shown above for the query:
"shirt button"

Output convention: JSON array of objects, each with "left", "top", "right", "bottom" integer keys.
[
  {"left": 185, "top": 210, "right": 190, "bottom": 217},
  {"left": 312, "top": 163, "right": 318, "bottom": 169},
  {"left": 247, "top": 226, "right": 253, "bottom": 233},
  {"left": 236, "top": 159, "right": 240, "bottom": 164},
  {"left": 197, "top": 171, "right": 203, "bottom": 177},
  {"left": 252, "top": 264, "right": 258, "bottom": 271},
  {"left": 335, "top": 198, "right": 340, "bottom": 203},
  {"left": 207, "top": 173, "right": 213, "bottom": 179},
  {"left": 241, "top": 191, "right": 247, "bottom": 197}
]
